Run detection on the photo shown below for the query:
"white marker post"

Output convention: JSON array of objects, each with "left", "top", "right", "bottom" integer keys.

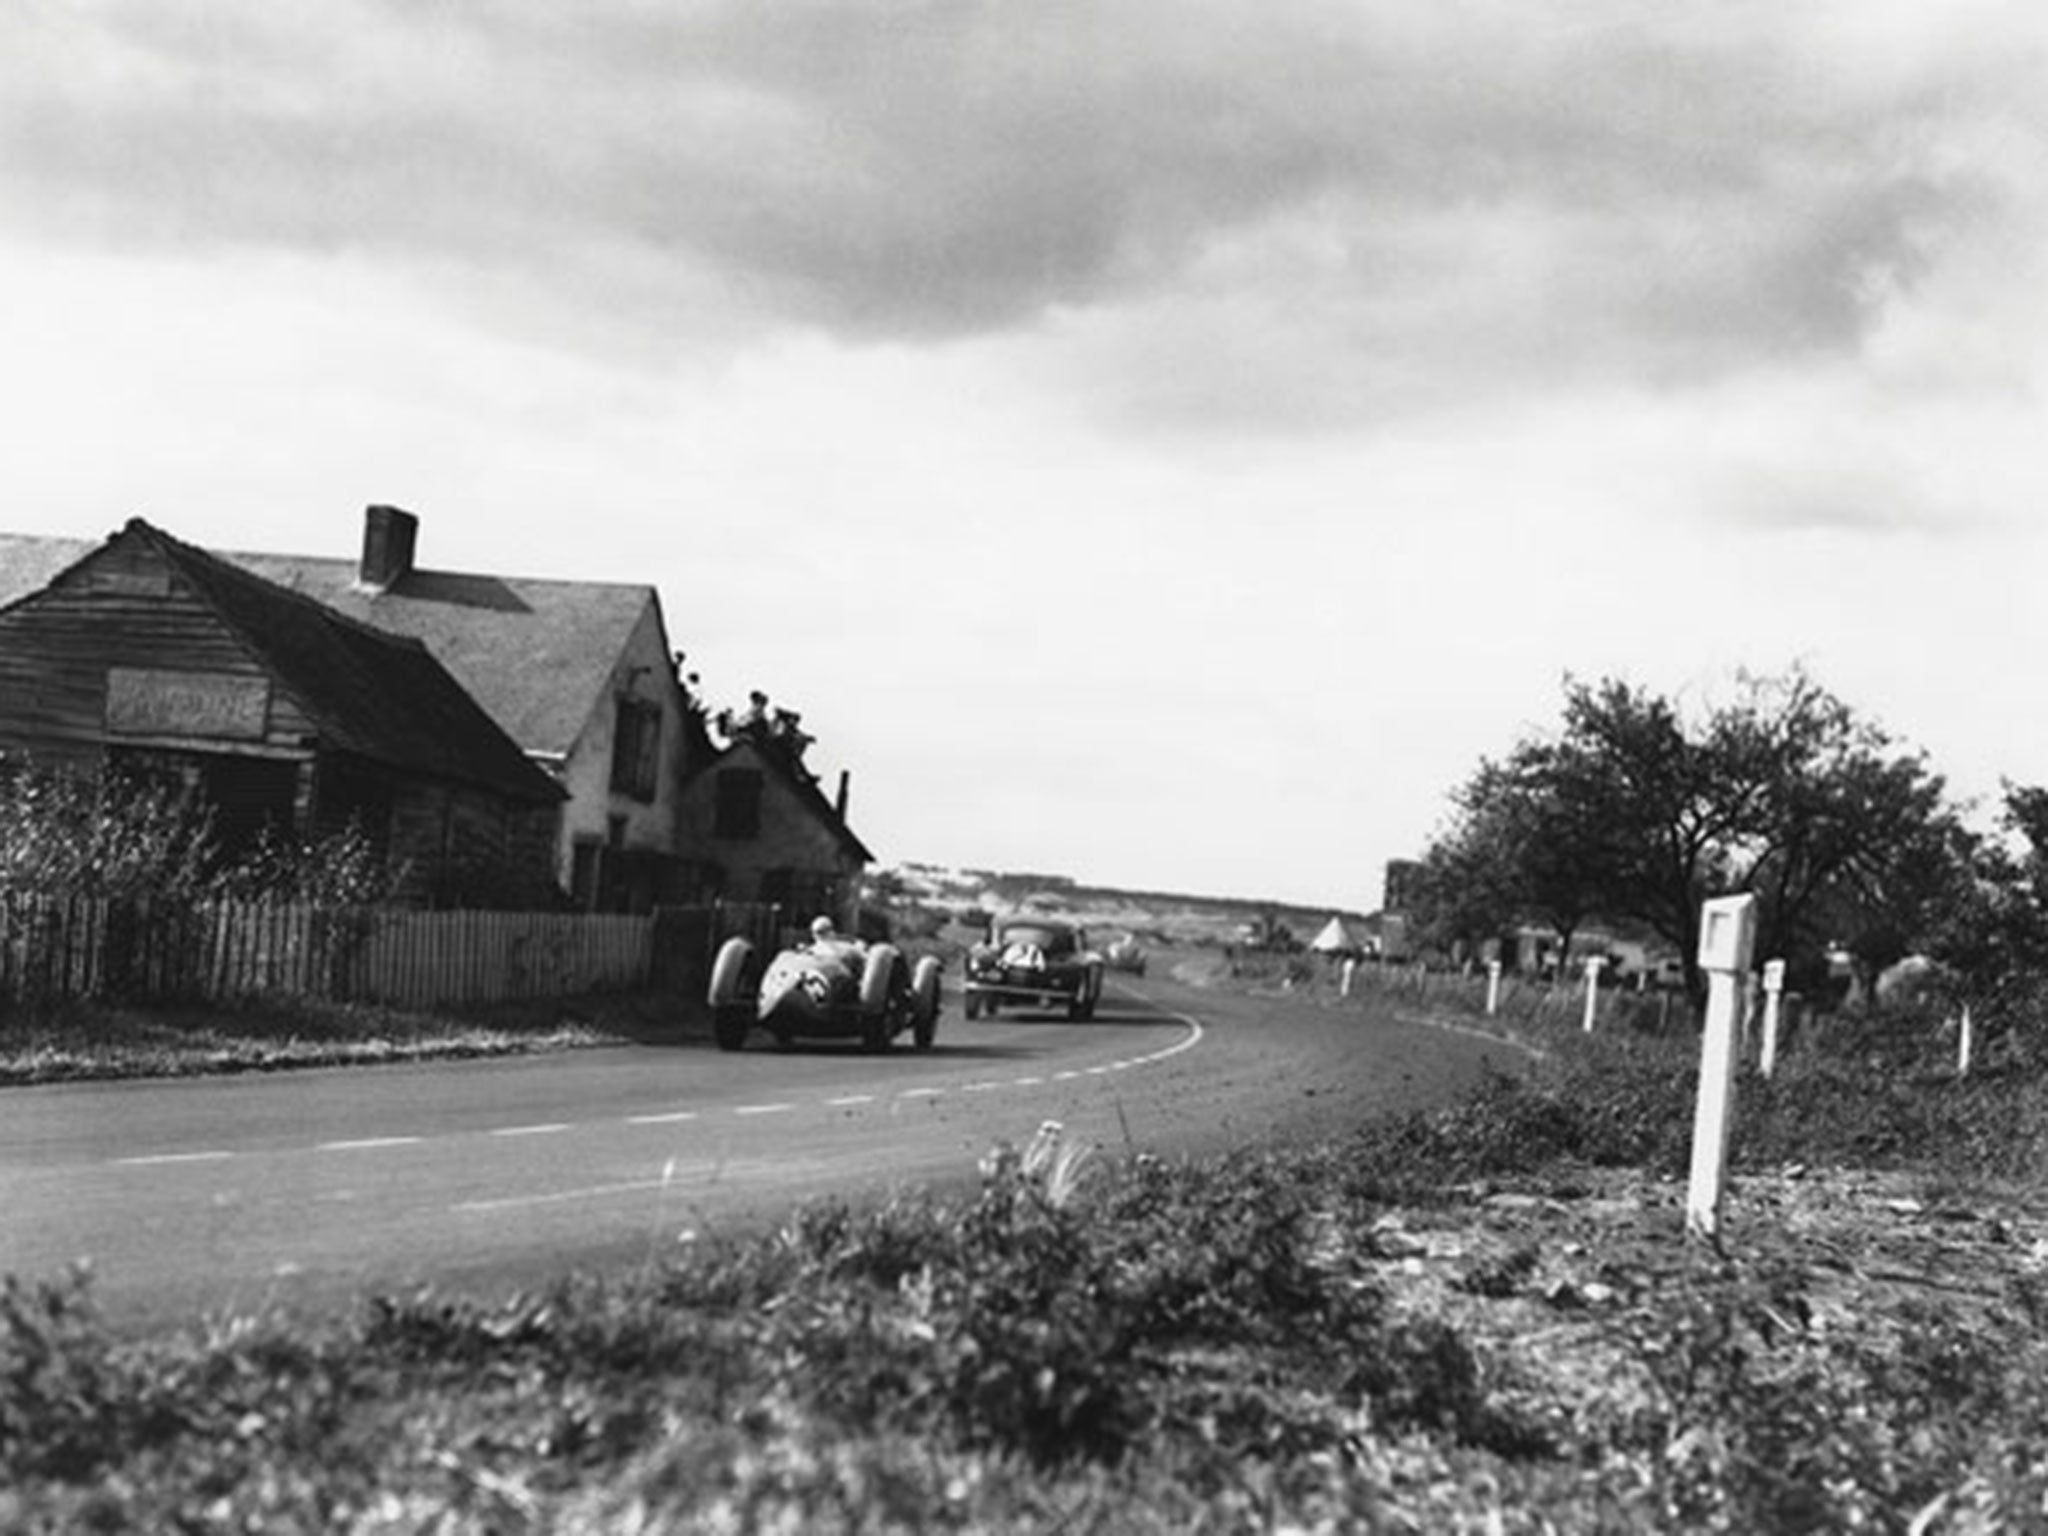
[
  {"left": 1340, "top": 957, "right": 1356, "bottom": 997},
  {"left": 1485, "top": 959, "right": 1502, "bottom": 1017},
  {"left": 1958, "top": 1004, "right": 1974, "bottom": 1078},
  {"left": 1758, "top": 958, "right": 1786, "bottom": 1079},
  {"left": 1581, "top": 955, "right": 1605, "bottom": 1032},
  {"left": 1687, "top": 894, "right": 1757, "bottom": 1245}
]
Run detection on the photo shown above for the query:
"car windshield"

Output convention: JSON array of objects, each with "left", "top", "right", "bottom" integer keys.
[{"left": 997, "top": 923, "right": 1075, "bottom": 956}]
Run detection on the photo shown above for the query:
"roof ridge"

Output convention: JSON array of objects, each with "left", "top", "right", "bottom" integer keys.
[
  {"left": 132, "top": 520, "right": 438, "bottom": 656},
  {"left": 116, "top": 519, "right": 559, "bottom": 804},
  {"left": 226, "top": 545, "right": 658, "bottom": 596}
]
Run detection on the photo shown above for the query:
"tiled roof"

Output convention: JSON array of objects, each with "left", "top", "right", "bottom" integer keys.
[
  {"left": 127, "top": 521, "right": 563, "bottom": 804},
  {"left": 225, "top": 553, "right": 656, "bottom": 760}
]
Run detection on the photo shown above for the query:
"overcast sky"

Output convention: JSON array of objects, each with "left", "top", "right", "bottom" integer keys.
[{"left": 3, "top": 2, "right": 2044, "bottom": 909}]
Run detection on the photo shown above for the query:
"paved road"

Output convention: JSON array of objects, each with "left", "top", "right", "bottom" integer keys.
[{"left": 0, "top": 970, "right": 1526, "bottom": 1330}]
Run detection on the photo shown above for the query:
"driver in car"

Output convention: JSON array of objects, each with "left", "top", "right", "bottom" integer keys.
[{"left": 806, "top": 915, "right": 865, "bottom": 969}]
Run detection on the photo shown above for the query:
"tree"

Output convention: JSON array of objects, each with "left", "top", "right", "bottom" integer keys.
[
  {"left": 1692, "top": 670, "right": 1971, "bottom": 993},
  {"left": 1412, "top": 668, "right": 1973, "bottom": 998},
  {"left": 1922, "top": 782, "right": 2048, "bottom": 993},
  {"left": 1406, "top": 746, "right": 1623, "bottom": 966}
]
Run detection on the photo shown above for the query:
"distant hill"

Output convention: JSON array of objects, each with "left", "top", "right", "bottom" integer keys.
[{"left": 879, "top": 861, "right": 1374, "bottom": 950}]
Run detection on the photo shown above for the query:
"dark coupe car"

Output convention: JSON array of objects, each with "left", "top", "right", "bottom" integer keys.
[{"left": 962, "top": 917, "right": 1105, "bottom": 1021}]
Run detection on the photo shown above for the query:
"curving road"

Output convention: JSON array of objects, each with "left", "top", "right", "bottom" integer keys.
[{"left": 0, "top": 968, "right": 1527, "bottom": 1331}]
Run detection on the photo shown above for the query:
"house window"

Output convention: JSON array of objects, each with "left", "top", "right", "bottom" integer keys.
[
  {"left": 713, "top": 768, "right": 763, "bottom": 840},
  {"left": 610, "top": 699, "right": 662, "bottom": 802}
]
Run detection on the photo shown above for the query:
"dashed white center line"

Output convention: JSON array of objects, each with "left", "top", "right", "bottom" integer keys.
[
  {"left": 104, "top": 1013, "right": 1206, "bottom": 1170},
  {"left": 453, "top": 1177, "right": 670, "bottom": 1213}
]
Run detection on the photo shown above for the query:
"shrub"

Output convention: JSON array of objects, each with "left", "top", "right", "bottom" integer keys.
[
  {"left": 0, "top": 760, "right": 216, "bottom": 901},
  {"left": 0, "top": 758, "right": 410, "bottom": 908},
  {"left": 207, "top": 823, "right": 404, "bottom": 906}
]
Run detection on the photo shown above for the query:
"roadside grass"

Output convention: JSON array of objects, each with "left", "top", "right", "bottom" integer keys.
[
  {"left": 7, "top": 973, "right": 2048, "bottom": 1530},
  {"left": 0, "top": 991, "right": 692, "bottom": 1085}
]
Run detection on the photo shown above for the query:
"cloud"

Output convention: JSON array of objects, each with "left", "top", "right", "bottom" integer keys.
[{"left": 2, "top": 1, "right": 2040, "bottom": 429}]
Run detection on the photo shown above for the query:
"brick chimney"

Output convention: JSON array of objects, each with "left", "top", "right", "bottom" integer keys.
[{"left": 357, "top": 504, "right": 419, "bottom": 592}]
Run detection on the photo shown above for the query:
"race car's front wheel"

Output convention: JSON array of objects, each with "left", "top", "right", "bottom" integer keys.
[
  {"left": 860, "top": 944, "right": 905, "bottom": 1052},
  {"left": 910, "top": 956, "right": 942, "bottom": 1050},
  {"left": 709, "top": 938, "right": 755, "bottom": 1050},
  {"left": 860, "top": 944, "right": 904, "bottom": 1010}
]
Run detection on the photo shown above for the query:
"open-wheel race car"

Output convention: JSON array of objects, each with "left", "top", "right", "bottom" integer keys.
[
  {"left": 962, "top": 916, "right": 1104, "bottom": 1021},
  {"left": 707, "top": 922, "right": 942, "bottom": 1053},
  {"left": 1103, "top": 933, "right": 1148, "bottom": 976}
]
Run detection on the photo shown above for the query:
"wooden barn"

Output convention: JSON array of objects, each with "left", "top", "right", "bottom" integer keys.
[{"left": 0, "top": 518, "right": 564, "bottom": 902}]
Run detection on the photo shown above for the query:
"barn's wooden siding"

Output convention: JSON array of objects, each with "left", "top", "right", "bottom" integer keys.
[
  {"left": 0, "top": 532, "right": 320, "bottom": 764},
  {"left": 0, "top": 524, "right": 563, "bottom": 899}
]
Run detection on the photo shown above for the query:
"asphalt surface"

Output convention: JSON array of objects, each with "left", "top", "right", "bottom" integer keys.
[{"left": 0, "top": 967, "right": 1528, "bottom": 1331}]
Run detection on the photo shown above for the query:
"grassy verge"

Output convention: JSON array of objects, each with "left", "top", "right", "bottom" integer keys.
[
  {"left": 0, "top": 991, "right": 694, "bottom": 1085},
  {"left": 6, "top": 990, "right": 2048, "bottom": 1530}
]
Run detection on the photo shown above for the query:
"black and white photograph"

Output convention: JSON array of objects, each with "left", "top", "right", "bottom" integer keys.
[{"left": 3, "top": 3, "right": 2046, "bottom": 1529}]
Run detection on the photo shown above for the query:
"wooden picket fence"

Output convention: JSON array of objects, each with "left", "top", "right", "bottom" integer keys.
[{"left": 0, "top": 894, "right": 788, "bottom": 1009}]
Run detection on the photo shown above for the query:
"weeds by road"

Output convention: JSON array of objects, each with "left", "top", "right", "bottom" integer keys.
[
  {"left": 5, "top": 979, "right": 2047, "bottom": 1531},
  {"left": 0, "top": 992, "right": 694, "bottom": 1085}
]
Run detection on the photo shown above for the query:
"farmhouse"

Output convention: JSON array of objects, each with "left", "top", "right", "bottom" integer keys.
[
  {"left": 218, "top": 505, "right": 721, "bottom": 911},
  {"left": 1, "top": 505, "right": 878, "bottom": 914},
  {"left": 0, "top": 518, "right": 563, "bottom": 900},
  {"left": 674, "top": 723, "right": 873, "bottom": 923}
]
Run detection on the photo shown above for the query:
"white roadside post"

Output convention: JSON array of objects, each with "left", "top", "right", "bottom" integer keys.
[
  {"left": 1340, "top": 957, "right": 1356, "bottom": 997},
  {"left": 1758, "top": 959, "right": 1786, "bottom": 1079},
  {"left": 1687, "top": 894, "right": 1757, "bottom": 1245},
  {"left": 1486, "top": 959, "right": 1502, "bottom": 1017},
  {"left": 1958, "top": 1004, "right": 1974, "bottom": 1078},
  {"left": 1581, "top": 955, "right": 1605, "bottom": 1032}
]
